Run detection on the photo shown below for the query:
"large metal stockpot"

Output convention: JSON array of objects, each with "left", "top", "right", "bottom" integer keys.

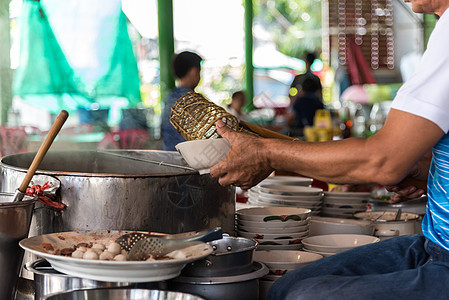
[{"left": 0, "top": 150, "right": 235, "bottom": 236}]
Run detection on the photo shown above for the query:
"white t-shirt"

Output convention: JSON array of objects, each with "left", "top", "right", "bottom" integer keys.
[{"left": 391, "top": 10, "right": 449, "bottom": 133}]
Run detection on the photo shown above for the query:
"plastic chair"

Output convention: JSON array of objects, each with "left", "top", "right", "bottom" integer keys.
[
  {"left": 0, "top": 127, "right": 28, "bottom": 157},
  {"left": 97, "top": 129, "right": 149, "bottom": 150}
]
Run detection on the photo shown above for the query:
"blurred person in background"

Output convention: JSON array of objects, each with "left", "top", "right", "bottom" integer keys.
[
  {"left": 228, "top": 90, "right": 247, "bottom": 122},
  {"left": 161, "top": 51, "right": 203, "bottom": 151},
  {"left": 289, "top": 52, "right": 322, "bottom": 102},
  {"left": 287, "top": 77, "right": 324, "bottom": 137}
]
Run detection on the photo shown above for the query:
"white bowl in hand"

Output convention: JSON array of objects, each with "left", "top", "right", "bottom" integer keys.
[{"left": 175, "top": 138, "right": 231, "bottom": 174}]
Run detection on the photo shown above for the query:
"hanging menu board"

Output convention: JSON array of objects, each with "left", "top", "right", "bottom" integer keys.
[{"left": 325, "top": 0, "right": 394, "bottom": 70}]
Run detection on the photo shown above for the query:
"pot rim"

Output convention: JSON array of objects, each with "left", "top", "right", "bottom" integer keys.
[{"left": 210, "top": 236, "right": 258, "bottom": 256}]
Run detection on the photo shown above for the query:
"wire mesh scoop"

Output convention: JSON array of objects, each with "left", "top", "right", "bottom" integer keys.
[
  {"left": 115, "top": 232, "right": 152, "bottom": 252},
  {"left": 127, "top": 227, "right": 222, "bottom": 261}
]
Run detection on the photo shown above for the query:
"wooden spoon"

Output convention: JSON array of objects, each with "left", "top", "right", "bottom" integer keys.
[{"left": 13, "top": 110, "right": 69, "bottom": 202}]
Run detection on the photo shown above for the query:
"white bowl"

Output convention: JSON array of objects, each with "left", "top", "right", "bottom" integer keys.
[
  {"left": 236, "top": 207, "right": 311, "bottom": 222},
  {"left": 302, "top": 248, "right": 335, "bottom": 257},
  {"left": 175, "top": 139, "right": 230, "bottom": 174},
  {"left": 237, "top": 224, "right": 309, "bottom": 234},
  {"left": 237, "top": 230, "right": 309, "bottom": 240},
  {"left": 237, "top": 218, "right": 311, "bottom": 228},
  {"left": 309, "top": 217, "right": 375, "bottom": 236},
  {"left": 254, "top": 250, "right": 323, "bottom": 271},
  {"left": 301, "top": 234, "right": 380, "bottom": 253}
]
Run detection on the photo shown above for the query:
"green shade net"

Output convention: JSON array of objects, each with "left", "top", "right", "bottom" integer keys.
[{"left": 13, "top": 0, "right": 141, "bottom": 115}]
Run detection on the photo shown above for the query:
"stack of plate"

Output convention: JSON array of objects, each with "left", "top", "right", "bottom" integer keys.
[
  {"left": 248, "top": 176, "right": 313, "bottom": 202},
  {"left": 321, "top": 192, "right": 370, "bottom": 218},
  {"left": 236, "top": 207, "right": 312, "bottom": 251},
  {"left": 248, "top": 184, "right": 323, "bottom": 216},
  {"left": 302, "top": 234, "right": 380, "bottom": 257}
]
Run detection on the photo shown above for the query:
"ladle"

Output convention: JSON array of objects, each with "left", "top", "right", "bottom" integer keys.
[{"left": 13, "top": 110, "right": 69, "bottom": 202}]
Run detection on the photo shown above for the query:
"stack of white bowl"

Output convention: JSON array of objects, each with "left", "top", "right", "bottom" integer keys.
[
  {"left": 254, "top": 250, "right": 323, "bottom": 299},
  {"left": 248, "top": 181, "right": 323, "bottom": 216},
  {"left": 301, "top": 233, "right": 380, "bottom": 257},
  {"left": 236, "top": 207, "right": 312, "bottom": 251},
  {"left": 321, "top": 191, "right": 370, "bottom": 218}
]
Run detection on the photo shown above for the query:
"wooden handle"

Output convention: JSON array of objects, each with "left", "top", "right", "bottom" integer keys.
[
  {"left": 239, "top": 120, "right": 295, "bottom": 140},
  {"left": 18, "top": 110, "right": 69, "bottom": 192}
]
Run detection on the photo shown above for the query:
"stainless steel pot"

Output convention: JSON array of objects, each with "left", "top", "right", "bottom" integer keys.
[
  {"left": 169, "top": 262, "right": 269, "bottom": 300},
  {"left": 44, "top": 288, "right": 205, "bottom": 300},
  {"left": 181, "top": 236, "right": 258, "bottom": 277},
  {"left": 0, "top": 150, "right": 235, "bottom": 235},
  {"left": 25, "top": 259, "right": 133, "bottom": 300},
  {"left": 0, "top": 197, "right": 34, "bottom": 300}
]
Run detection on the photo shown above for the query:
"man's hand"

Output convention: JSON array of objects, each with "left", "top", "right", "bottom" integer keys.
[
  {"left": 209, "top": 120, "right": 274, "bottom": 189},
  {"left": 385, "top": 185, "right": 425, "bottom": 204},
  {"left": 385, "top": 150, "right": 431, "bottom": 203}
]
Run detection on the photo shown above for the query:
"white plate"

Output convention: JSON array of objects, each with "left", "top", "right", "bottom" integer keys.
[
  {"left": 249, "top": 233, "right": 309, "bottom": 245},
  {"left": 259, "top": 192, "right": 323, "bottom": 200},
  {"left": 259, "top": 176, "right": 313, "bottom": 186},
  {"left": 237, "top": 218, "right": 311, "bottom": 228},
  {"left": 237, "top": 230, "right": 309, "bottom": 240},
  {"left": 260, "top": 185, "right": 323, "bottom": 196},
  {"left": 256, "top": 244, "right": 303, "bottom": 251},
  {"left": 237, "top": 224, "right": 309, "bottom": 234},
  {"left": 324, "top": 192, "right": 370, "bottom": 198},
  {"left": 323, "top": 203, "right": 367, "bottom": 210},
  {"left": 19, "top": 230, "right": 213, "bottom": 282},
  {"left": 258, "top": 197, "right": 322, "bottom": 207},
  {"left": 321, "top": 207, "right": 366, "bottom": 214},
  {"left": 236, "top": 207, "right": 311, "bottom": 222},
  {"left": 259, "top": 193, "right": 323, "bottom": 202},
  {"left": 323, "top": 198, "right": 368, "bottom": 205}
]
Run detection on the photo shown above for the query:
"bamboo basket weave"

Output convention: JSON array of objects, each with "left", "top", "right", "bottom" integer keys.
[{"left": 170, "top": 92, "right": 256, "bottom": 140}]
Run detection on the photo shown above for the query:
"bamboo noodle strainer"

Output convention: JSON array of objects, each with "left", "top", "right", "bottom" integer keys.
[{"left": 170, "top": 92, "right": 294, "bottom": 140}]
